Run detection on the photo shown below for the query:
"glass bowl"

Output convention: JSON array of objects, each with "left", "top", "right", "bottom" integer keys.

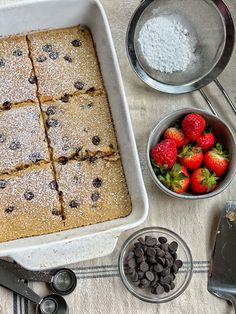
[{"left": 118, "top": 227, "right": 193, "bottom": 303}]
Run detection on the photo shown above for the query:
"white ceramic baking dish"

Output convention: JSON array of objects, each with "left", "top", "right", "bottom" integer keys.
[{"left": 0, "top": 0, "right": 148, "bottom": 270}]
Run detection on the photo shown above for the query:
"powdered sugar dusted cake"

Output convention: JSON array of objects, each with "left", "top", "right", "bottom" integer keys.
[
  {"left": 0, "top": 25, "right": 131, "bottom": 243},
  {"left": 28, "top": 26, "right": 103, "bottom": 102},
  {"left": 41, "top": 93, "right": 118, "bottom": 160},
  {"left": 0, "top": 36, "right": 37, "bottom": 107},
  {"left": 0, "top": 103, "right": 50, "bottom": 173},
  {"left": 0, "top": 164, "right": 64, "bottom": 242},
  {"left": 54, "top": 158, "right": 131, "bottom": 229}
]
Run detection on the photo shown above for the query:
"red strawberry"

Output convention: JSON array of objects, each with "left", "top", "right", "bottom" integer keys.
[
  {"left": 164, "top": 127, "right": 189, "bottom": 148},
  {"left": 189, "top": 168, "right": 218, "bottom": 194},
  {"left": 197, "top": 131, "right": 215, "bottom": 152},
  {"left": 151, "top": 139, "right": 177, "bottom": 170},
  {"left": 182, "top": 113, "right": 206, "bottom": 141},
  {"left": 159, "top": 163, "right": 190, "bottom": 193},
  {"left": 203, "top": 143, "right": 230, "bottom": 176},
  {"left": 178, "top": 145, "right": 203, "bottom": 170}
]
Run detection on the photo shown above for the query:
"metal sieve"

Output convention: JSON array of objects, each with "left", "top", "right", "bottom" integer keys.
[{"left": 127, "top": 0, "right": 236, "bottom": 116}]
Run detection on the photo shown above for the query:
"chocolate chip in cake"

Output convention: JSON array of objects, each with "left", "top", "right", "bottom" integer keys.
[
  {"left": 46, "top": 118, "right": 59, "bottom": 128},
  {"left": 0, "top": 134, "right": 6, "bottom": 143},
  {"left": 52, "top": 209, "right": 62, "bottom": 216},
  {"left": 69, "top": 200, "right": 79, "bottom": 208},
  {"left": 62, "top": 144, "right": 70, "bottom": 152},
  {"left": 49, "top": 180, "right": 58, "bottom": 191},
  {"left": 71, "top": 39, "right": 82, "bottom": 47},
  {"left": 92, "top": 136, "right": 100, "bottom": 146},
  {"left": 0, "top": 58, "right": 6, "bottom": 67},
  {"left": 64, "top": 55, "right": 73, "bottom": 63},
  {"left": 90, "top": 156, "right": 97, "bottom": 163},
  {"left": 46, "top": 106, "right": 56, "bottom": 116},
  {"left": 9, "top": 141, "right": 21, "bottom": 150},
  {"left": 28, "top": 76, "right": 36, "bottom": 84},
  {"left": 3, "top": 101, "right": 12, "bottom": 110},
  {"left": 29, "top": 152, "right": 42, "bottom": 163},
  {"left": 76, "top": 147, "right": 82, "bottom": 155},
  {"left": 49, "top": 51, "right": 59, "bottom": 60},
  {"left": 24, "top": 191, "right": 34, "bottom": 201},
  {"left": 36, "top": 55, "right": 47, "bottom": 63},
  {"left": 60, "top": 94, "right": 70, "bottom": 103},
  {"left": 92, "top": 178, "right": 102, "bottom": 188},
  {"left": 5, "top": 205, "right": 15, "bottom": 213},
  {"left": 13, "top": 49, "right": 23, "bottom": 57},
  {"left": 42, "top": 44, "right": 53, "bottom": 52},
  {"left": 87, "top": 103, "right": 93, "bottom": 108},
  {"left": 88, "top": 87, "right": 96, "bottom": 93},
  {"left": 0, "top": 180, "right": 7, "bottom": 189},
  {"left": 74, "top": 81, "right": 84, "bottom": 90},
  {"left": 91, "top": 191, "right": 100, "bottom": 202}
]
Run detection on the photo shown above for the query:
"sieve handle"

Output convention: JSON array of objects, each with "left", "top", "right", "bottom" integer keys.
[
  {"left": 214, "top": 79, "right": 236, "bottom": 115},
  {"left": 199, "top": 89, "right": 218, "bottom": 116}
]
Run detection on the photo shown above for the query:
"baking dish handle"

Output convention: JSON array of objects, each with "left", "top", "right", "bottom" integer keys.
[{"left": 9, "top": 232, "right": 120, "bottom": 270}]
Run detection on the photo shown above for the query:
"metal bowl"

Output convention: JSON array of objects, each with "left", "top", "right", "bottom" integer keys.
[
  {"left": 118, "top": 227, "right": 193, "bottom": 303},
  {"left": 126, "top": 0, "right": 234, "bottom": 94},
  {"left": 147, "top": 108, "right": 236, "bottom": 199}
]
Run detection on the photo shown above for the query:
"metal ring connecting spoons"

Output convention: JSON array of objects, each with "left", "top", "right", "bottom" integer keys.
[{"left": 0, "top": 259, "right": 77, "bottom": 295}]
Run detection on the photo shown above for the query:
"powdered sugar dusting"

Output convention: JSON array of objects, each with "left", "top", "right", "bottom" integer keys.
[{"left": 138, "top": 14, "right": 198, "bottom": 73}]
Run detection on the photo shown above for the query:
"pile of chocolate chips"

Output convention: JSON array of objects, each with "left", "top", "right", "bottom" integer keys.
[{"left": 126, "top": 235, "right": 183, "bottom": 295}]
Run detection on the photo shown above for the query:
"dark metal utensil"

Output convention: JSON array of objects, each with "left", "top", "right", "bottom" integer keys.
[
  {"left": 0, "top": 260, "right": 77, "bottom": 295},
  {"left": 208, "top": 201, "right": 236, "bottom": 312}
]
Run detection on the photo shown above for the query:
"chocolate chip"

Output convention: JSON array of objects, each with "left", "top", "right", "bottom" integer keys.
[
  {"left": 74, "top": 81, "right": 84, "bottom": 90},
  {"left": 91, "top": 191, "right": 100, "bottom": 202},
  {"left": 46, "top": 106, "right": 56, "bottom": 116},
  {"left": 160, "top": 243, "right": 169, "bottom": 251},
  {"left": 0, "top": 180, "right": 7, "bottom": 189},
  {"left": 156, "top": 257, "right": 165, "bottom": 266},
  {"left": 140, "top": 278, "right": 150, "bottom": 288},
  {"left": 127, "top": 251, "right": 134, "bottom": 260},
  {"left": 24, "top": 191, "right": 34, "bottom": 200},
  {"left": 92, "top": 136, "right": 100, "bottom": 146},
  {"left": 29, "top": 152, "right": 42, "bottom": 163},
  {"left": 72, "top": 39, "right": 82, "bottom": 47},
  {"left": 145, "top": 271, "right": 155, "bottom": 281},
  {"left": 87, "top": 103, "right": 93, "bottom": 108},
  {"left": 109, "top": 143, "right": 114, "bottom": 149},
  {"left": 5, "top": 205, "right": 15, "bottom": 213},
  {"left": 133, "top": 280, "right": 140, "bottom": 287},
  {"left": 136, "top": 256, "right": 145, "bottom": 264},
  {"left": 0, "top": 58, "right": 6, "bottom": 67},
  {"left": 28, "top": 76, "right": 36, "bottom": 84},
  {"left": 148, "top": 256, "right": 156, "bottom": 264},
  {"left": 13, "top": 49, "right": 23, "bottom": 57},
  {"left": 60, "top": 94, "right": 70, "bottom": 103},
  {"left": 140, "top": 261, "right": 149, "bottom": 272},
  {"left": 146, "top": 237, "right": 157, "bottom": 247},
  {"left": 127, "top": 258, "right": 136, "bottom": 269},
  {"left": 9, "top": 141, "right": 21, "bottom": 150},
  {"left": 49, "top": 51, "right": 59, "bottom": 60},
  {"left": 88, "top": 87, "right": 95, "bottom": 93},
  {"left": 158, "top": 237, "right": 167, "bottom": 244},
  {"left": 156, "top": 285, "right": 165, "bottom": 295},
  {"left": 64, "top": 55, "right": 73, "bottom": 63},
  {"left": 137, "top": 237, "right": 145, "bottom": 245},
  {"left": 172, "top": 264, "right": 178, "bottom": 274},
  {"left": 52, "top": 209, "right": 61, "bottom": 216},
  {"left": 42, "top": 44, "right": 53, "bottom": 52},
  {"left": 156, "top": 248, "right": 165, "bottom": 257},
  {"left": 161, "top": 268, "right": 170, "bottom": 277},
  {"left": 175, "top": 260, "right": 183, "bottom": 269},
  {"left": 89, "top": 156, "right": 97, "bottom": 163},
  {"left": 147, "top": 247, "right": 156, "bottom": 257},
  {"left": 162, "top": 275, "right": 173, "bottom": 284},
  {"left": 170, "top": 282, "right": 175, "bottom": 290},
  {"left": 58, "top": 157, "right": 68, "bottom": 165},
  {"left": 134, "top": 247, "right": 144, "bottom": 257},
  {"left": 69, "top": 200, "right": 79, "bottom": 208},
  {"left": 153, "top": 263, "right": 163, "bottom": 273},
  {"left": 169, "top": 241, "right": 178, "bottom": 252},
  {"left": 92, "top": 178, "right": 102, "bottom": 188},
  {"left": 36, "top": 55, "right": 47, "bottom": 63},
  {"left": 130, "top": 272, "right": 139, "bottom": 282},
  {"left": 3, "top": 101, "right": 11, "bottom": 110},
  {"left": 138, "top": 271, "right": 144, "bottom": 279},
  {"left": 46, "top": 118, "right": 59, "bottom": 128},
  {"left": 49, "top": 180, "right": 58, "bottom": 191},
  {"left": 76, "top": 147, "right": 82, "bottom": 155},
  {"left": 0, "top": 134, "right": 6, "bottom": 143},
  {"left": 163, "top": 284, "right": 170, "bottom": 293}
]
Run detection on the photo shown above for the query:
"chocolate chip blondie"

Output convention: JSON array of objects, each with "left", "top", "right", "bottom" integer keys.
[
  {"left": 0, "top": 35, "right": 37, "bottom": 108},
  {"left": 54, "top": 158, "right": 131, "bottom": 230},
  {"left": 28, "top": 26, "right": 103, "bottom": 102},
  {"left": 41, "top": 93, "right": 118, "bottom": 160},
  {"left": 0, "top": 103, "right": 50, "bottom": 174},
  {"left": 0, "top": 164, "right": 64, "bottom": 242}
]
